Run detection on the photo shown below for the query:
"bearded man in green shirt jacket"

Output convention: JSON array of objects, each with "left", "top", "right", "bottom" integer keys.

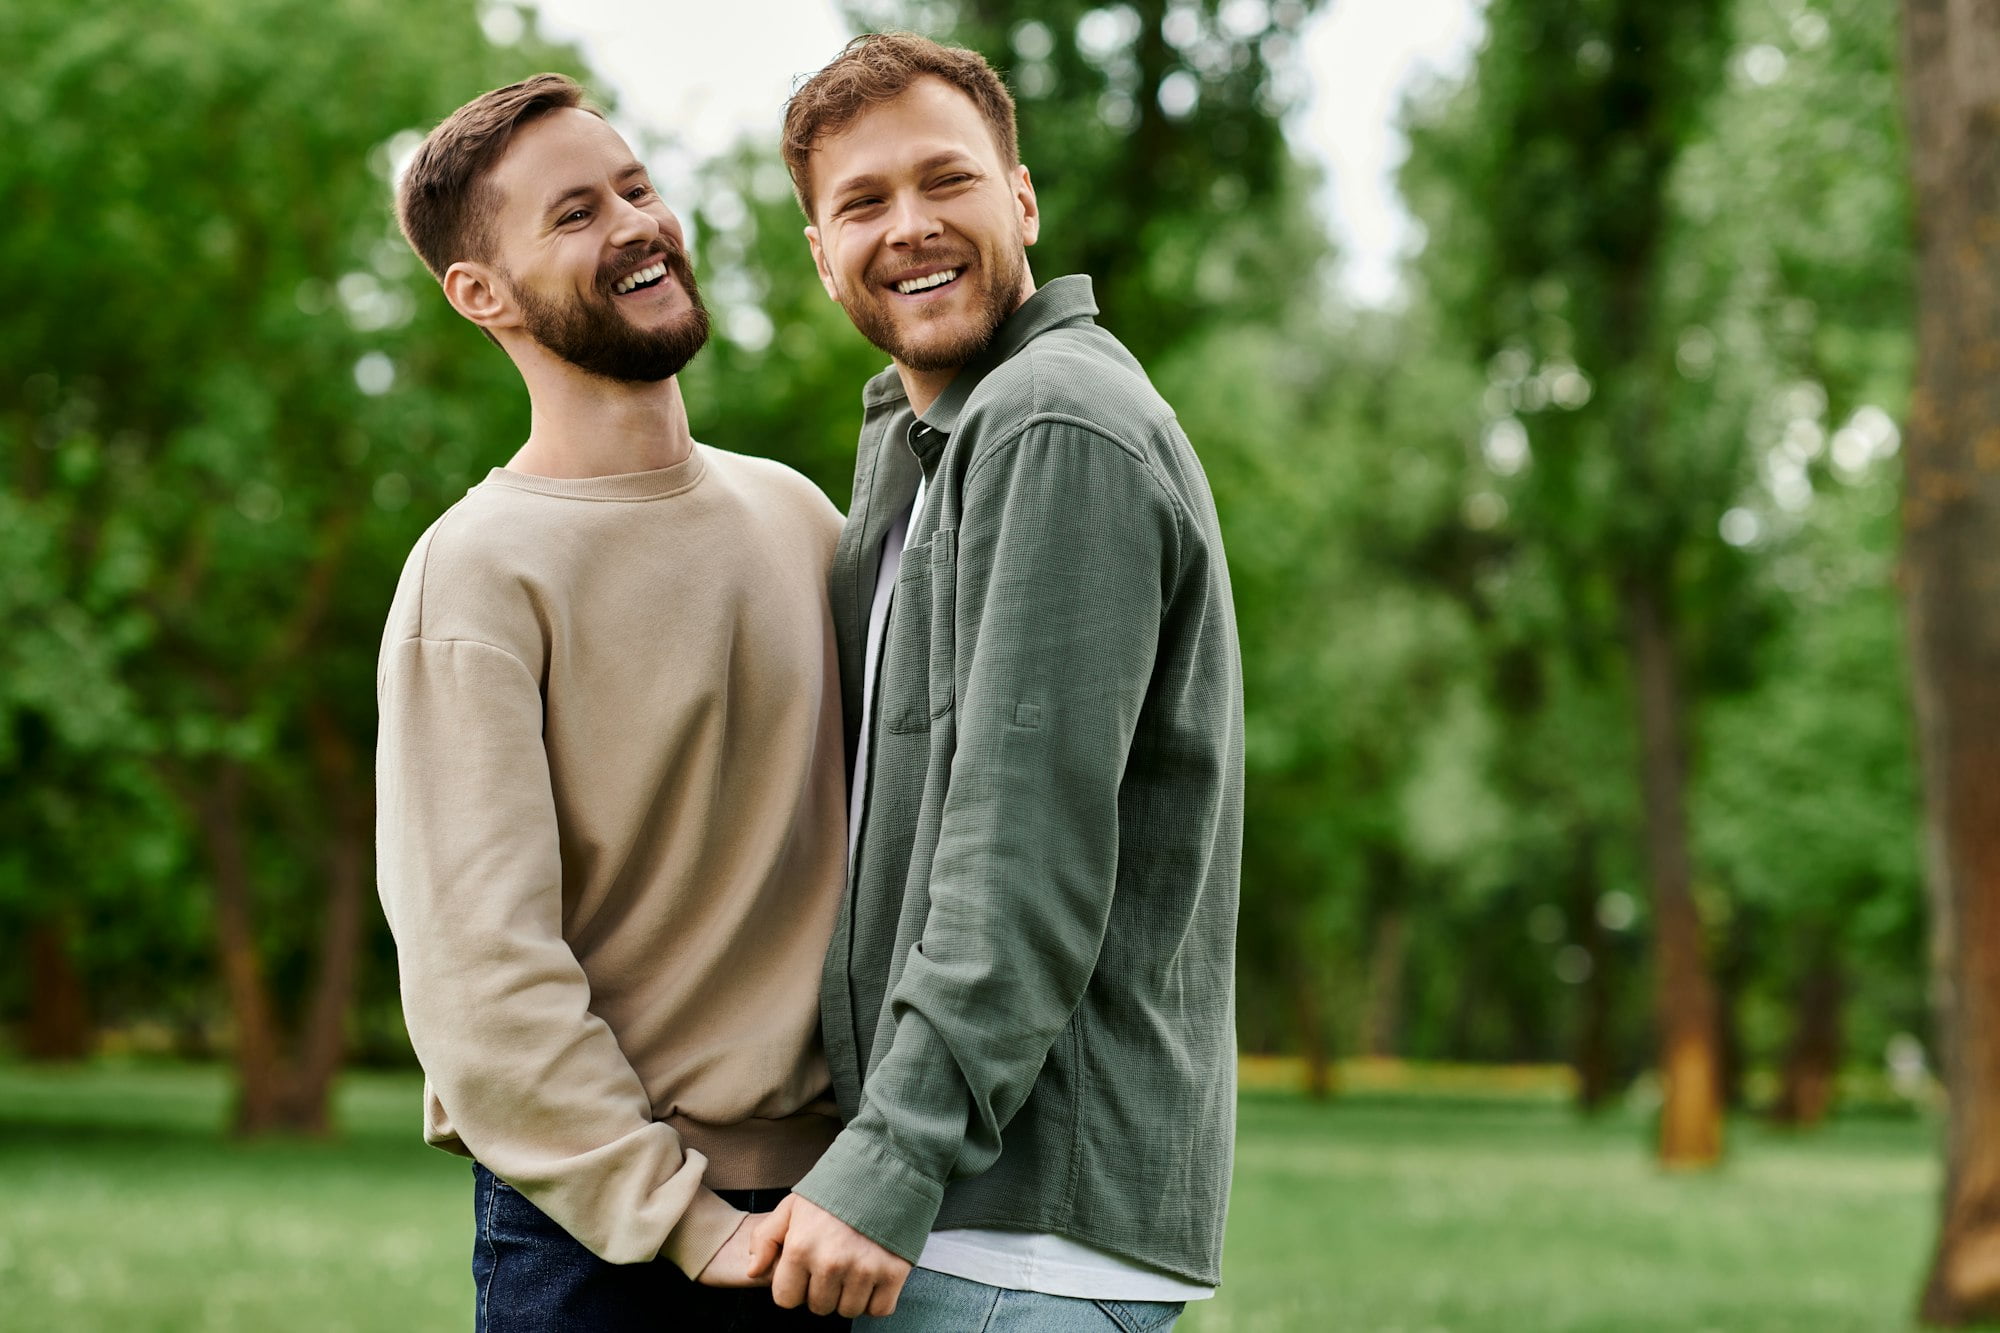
[{"left": 747, "top": 34, "right": 1245, "bottom": 1331}]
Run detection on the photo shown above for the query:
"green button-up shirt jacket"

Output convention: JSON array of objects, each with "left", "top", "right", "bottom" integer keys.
[{"left": 791, "top": 276, "right": 1245, "bottom": 1287}]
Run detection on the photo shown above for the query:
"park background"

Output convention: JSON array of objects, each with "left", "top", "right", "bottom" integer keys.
[{"left": 5, "top": 0, "right": 1998, "bottom": 1328}]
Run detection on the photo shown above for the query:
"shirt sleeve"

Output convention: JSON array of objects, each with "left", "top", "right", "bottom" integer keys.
[
  {"left": 374, "top": 633, "right": 744, "bottom": 1273},
  {"left": 791, "top": 420, "right": 1182, "bottom": 1262}
]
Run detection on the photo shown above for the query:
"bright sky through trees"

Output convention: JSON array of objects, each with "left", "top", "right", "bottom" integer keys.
[{"left": 516, "top": 0, "right": 1483, "bottom": 306}]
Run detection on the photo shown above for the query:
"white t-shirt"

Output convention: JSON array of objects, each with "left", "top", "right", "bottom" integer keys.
[{"left": 846, "top": 474, "right": 1213, "bottom": 1303}]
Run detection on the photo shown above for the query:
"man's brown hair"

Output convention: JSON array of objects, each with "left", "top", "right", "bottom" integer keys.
[
  {"left": 781, "top": 32, "right": 1018, "bottom": 220},
  {"left": 396, "top": 73, "right": 603, "bottom": 283}
]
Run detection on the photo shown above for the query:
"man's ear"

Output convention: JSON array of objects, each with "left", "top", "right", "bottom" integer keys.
[
  {"left": 442, "top": 260, "right": 517, "bottom": 333},
  {"left": 1015, "top": 164, "right": 1040, "bottom": 249},
  {"left": 804, "top": 225, "right": 841, "bottom": 303}
]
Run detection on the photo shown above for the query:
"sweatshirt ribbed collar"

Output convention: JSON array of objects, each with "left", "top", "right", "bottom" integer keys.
[{"left": 480, "top": 443, "right": 708, "bottom": 501}]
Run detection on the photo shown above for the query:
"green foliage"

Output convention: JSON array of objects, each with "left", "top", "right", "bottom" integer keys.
[
  {"left": 1669, "top": 0, "right": 1916, "bottom": 983},
  {"left": 1391, "top": 0, "right": 1922, "bottom": 1087},
  {"left": 1694, "top": 473, "right": 1924, "bottom": 1061},
  {"left": 0, "top": 0, "right": 586, "bottom": 1038},
  {"left": 1, "top": 0, "right": 1932, "bottom": 1126}
]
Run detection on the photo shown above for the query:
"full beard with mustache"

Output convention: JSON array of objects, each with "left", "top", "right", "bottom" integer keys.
[
  {"left": 510, "top": 243, "right": 711, "bottom": 383},
  {"left": 843, "top": 242, "right": 1025, "bottom": 373}
]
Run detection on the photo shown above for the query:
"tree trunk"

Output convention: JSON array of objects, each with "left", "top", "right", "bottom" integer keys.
[
  {"left": 1362, "top": 906, "right": 1409, "bottom": 1059},
  {"left": 284, "top": 703, "right": 372, "bottom": 1134},
  {"left": 1292, "top": 962, "right": 1336, "bottom": 1100},
  {"left": 191, "top": 761, "right": 289, "bottom": 1135},
  {"left": 186, "top": 754, "right": 360, "bottom": 1138},
  {"left": 1771, "top": 950, "right": 1843, "bottom": 1130},
  {"left": 1624, "top": 577, "right": 1724, "bottom": 1168},
  {"left": 1902, "top": 0, "right": 2000, "bottom": 1320},
  {"left": 22, "top": 917, "right": 91, "bottom": 1060},
  {"left": 1714, "top": 907, "right": 1752, "bottom": 1111},
  {"left": 1447, "top": 954, "right": 1483, "bottom": 1060},
  {"left": 1101, "top": 0, "right": 1174, "bottom": 315},
  {"left": 1567, "top": 842, "right": 1614, "bottom": 1114}
]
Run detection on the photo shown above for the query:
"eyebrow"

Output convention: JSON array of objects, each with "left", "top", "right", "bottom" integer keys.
[
  {"left": 829, "top": 151, "right": 975, "bottom": 202},
  {"left": 539, "top": 162, "right": 649, "bottom": 221}
]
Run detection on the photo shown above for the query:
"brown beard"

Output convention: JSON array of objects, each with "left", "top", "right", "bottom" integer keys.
[
  {"left": 510, "top": 244, "right": 711, "bottom": 383},
  {"left": 843, "top": 244, "right": 1025, "bottom": 373}
]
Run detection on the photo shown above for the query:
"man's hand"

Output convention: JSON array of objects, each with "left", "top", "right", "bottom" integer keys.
[
  {"left": 695, "top": 1213, "right": 772, "bottom": 1288},
  {"left": 747, "top": 1194, "right": 912, "bottom": 1318}
]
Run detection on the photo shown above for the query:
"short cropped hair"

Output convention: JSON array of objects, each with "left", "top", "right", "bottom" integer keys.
[
  {"left": 396, "top": 73, "right": 602, "bottom": 283},
  {"left": 781, "top": 32, "right": 1018, "bottom": 220}
]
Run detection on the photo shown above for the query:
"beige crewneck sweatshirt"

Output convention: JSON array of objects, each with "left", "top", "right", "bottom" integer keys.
[{"left": 374, "top": 443, "right": 847, "bottom": 1276}]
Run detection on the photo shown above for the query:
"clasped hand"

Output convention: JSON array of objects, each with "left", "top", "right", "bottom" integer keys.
[{"left": 743, "top": 1194, "right": 912, "bottom": 1318}]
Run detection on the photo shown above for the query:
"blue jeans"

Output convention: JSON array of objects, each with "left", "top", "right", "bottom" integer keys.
[
  {"left": 857, "top": 1268, "right": 1183, "bottom": 1332},
  {"left": 473, "top": 1162, "right": 847, "bottom": 1332}
]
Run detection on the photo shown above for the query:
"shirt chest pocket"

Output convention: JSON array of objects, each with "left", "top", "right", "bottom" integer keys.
[{"left": 884, "top": 526, "right": 957, "bottom": 735}]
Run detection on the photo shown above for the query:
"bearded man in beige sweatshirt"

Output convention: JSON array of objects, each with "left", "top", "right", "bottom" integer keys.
[{"left": 375, "top": 74, "right": 850, "bottom": 1331}]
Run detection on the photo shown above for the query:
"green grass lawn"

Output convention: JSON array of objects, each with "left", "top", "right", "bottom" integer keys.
[
  {"left": 1205, "top": 1089, "right": 1936, "bottom": 1332},
  {"left": 0, "top": 1061, "right": 1939, "bottom": 1331}
]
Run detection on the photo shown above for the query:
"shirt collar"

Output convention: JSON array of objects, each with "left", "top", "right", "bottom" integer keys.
[
  {"left": 915, "top": 275, "right": 1099, "bottom": 440},
  {"left": 862, "top": 361, "right": 908, "bottom": 409}
]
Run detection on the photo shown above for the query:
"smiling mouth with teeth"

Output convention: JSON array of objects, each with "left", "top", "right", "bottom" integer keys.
[
  {"left": 893, "top": 268, "right": 961, "bottom": 295},
  {"left": 612, "top": 260, "right": 670, "bottom": 296}
]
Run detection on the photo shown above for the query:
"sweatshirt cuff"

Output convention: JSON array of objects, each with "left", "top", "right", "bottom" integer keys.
[
  {"left": 790, "top": 1130, "right": 944, "bottom": 1266},
  {"left": 659, "top": 1187, "right": 746, "bottom": 1277}
]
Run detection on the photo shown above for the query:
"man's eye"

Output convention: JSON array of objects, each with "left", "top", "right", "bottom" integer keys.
[
  {"left": 627, "top": 184, "right": 652, "bottom": 201},
  {"left": 563, "top": 209, "right": 590, "bottom": 224},
  {"left": 844, "top": 197, "right": 882, "bottom": 213}
]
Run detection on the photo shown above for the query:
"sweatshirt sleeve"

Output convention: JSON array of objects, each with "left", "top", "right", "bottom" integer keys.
[
  {"left": 791, "top": 421, "right": 1180, "bottom": 1261},
  {"left": 374, "top": 632, "right": 744, "bottom": 1273}
]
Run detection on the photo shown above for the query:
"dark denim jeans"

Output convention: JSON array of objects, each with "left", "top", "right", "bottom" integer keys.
[{"left": 472, "top": 1162, "right": 849, "bottom": 1332}]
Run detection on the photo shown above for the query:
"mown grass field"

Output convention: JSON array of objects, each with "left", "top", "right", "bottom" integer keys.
[{"left": 0, "top": 1061, "right": 1939, "bottom": 1331}]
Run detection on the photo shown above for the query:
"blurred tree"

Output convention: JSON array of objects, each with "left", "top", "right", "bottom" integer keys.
[
  {"left": 1, "top": 497, "right": 127, "bottom": 1058},
  {"left": 1405, "top": 0, "right": 1739, "bottom": 1162},
  {"left": 1394, "top": 0, "right": 1921, "bottom": 1125},
  {"left": 1670, "top": 0, "right": 1916, "bottom": 1130},
  {"left": 0, "top": 0, "right": 585, "bottom": 1132},
  {"left": 1695, "top": 479, "right": 1920, "bottom": 1129},
  {"left": 1900, "top": 0, "right": 2000, "bottom": 1321},
  {"left": 1172, "top": 303, "right": 1485, "bottom": 1093}
]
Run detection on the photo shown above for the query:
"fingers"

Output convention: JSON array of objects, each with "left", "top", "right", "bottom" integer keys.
[
  {"left": 836, "top": 1278, "right": 877, "bottom": 1320},
  {"left": 806, "top": 1265, "right": 845, "bottom": 1317},
  {"left": 770, "top": 1249, "right": 810, "bottom": 1311},
  {"left": 745, "top": 1233, "right": 778, "bottom": 1282},
  {"left": 746, "top": 1197, "right": 793, "bottom": 1281},
  {"left": 869, "top": 1265, "right": 908, "bottom": 1317},
  {"left": 762, "top": 1198, "right": 910, "bottom": 1317}
]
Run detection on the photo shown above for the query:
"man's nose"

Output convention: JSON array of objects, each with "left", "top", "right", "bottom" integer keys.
[
  {"left": 884, "top": 192, "right": 942, "bottom": 249},
  {"left": 607, "top": 195, "right": 664, "bottom": 249}
]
